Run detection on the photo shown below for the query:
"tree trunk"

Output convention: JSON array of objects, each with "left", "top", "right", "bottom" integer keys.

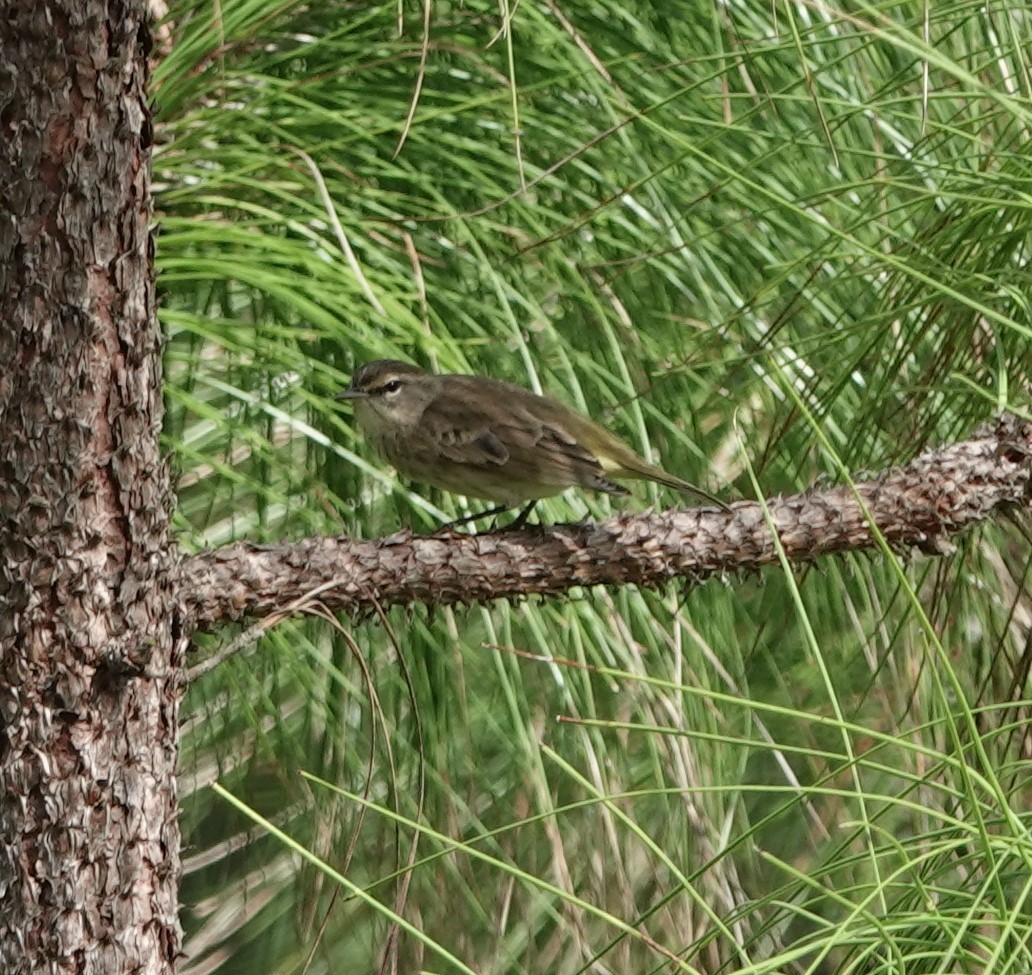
[{"left": 0, "top": 2, "right": 183, "bottom": 973}]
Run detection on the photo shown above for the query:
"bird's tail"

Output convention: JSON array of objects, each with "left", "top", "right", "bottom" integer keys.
[{"left": 625, "top": 462, "right": 730, "bottom": 511}]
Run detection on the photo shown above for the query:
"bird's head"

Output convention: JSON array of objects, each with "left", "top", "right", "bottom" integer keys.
[{"left": 336, "top": 360, "right": 436, "bottom": 432}]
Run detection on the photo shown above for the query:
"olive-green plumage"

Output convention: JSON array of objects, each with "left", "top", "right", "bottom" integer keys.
[{"left": 337, "top": 360, "right": 728, "bottom": 513}]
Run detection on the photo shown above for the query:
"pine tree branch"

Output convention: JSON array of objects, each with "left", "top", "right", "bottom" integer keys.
[{"left": 179, "top": 416, "right": 1031, "bottom": 633}]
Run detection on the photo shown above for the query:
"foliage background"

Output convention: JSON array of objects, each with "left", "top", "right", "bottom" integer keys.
[{"left": 156, "top": 1, "right": 1032, "bottom": 973}]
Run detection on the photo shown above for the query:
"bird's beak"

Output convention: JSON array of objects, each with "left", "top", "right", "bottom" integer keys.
[{"left": 335, "top": 388, "right": 368, "bottom": 401}]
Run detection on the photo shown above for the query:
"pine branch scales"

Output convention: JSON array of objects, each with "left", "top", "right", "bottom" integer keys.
[{"left": 180, "top": 416, "right": 1031, "bottom": 632}]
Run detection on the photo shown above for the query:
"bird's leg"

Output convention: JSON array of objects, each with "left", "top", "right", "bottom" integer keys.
[
  {"left": 436, "top": 503, "right": 512, "bottom": 533},
  {"left": 505, "top": 502, "right": 537, "bottom": 530},
  {"left": 435, "top": 501, "right": 538, "bottom": 533}
]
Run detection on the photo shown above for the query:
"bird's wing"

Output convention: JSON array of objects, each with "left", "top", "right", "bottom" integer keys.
[
  {"left": 417, "top": 394, "right": 511, "bottom": 467},
  {"left": 419, "top": 382, "right": 628, "bottom": 495},
  {"left": 514, "top": 418, "right": 630, "bottom": 495}
]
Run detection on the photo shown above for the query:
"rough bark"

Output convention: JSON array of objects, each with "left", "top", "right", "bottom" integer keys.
[
  {"left": 180, "top": 416, "right": 1031, "bottom": 632},
  {"left": 0, "top": 2, "right": 183, "bottom": 973}
]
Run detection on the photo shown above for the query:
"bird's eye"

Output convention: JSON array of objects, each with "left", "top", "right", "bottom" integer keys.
[{"left": 381, "top": 379, "right": 402, "bottom": 394}]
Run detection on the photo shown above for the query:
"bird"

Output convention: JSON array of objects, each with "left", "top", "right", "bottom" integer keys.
[{"left": 337, "top": 359, "right": 729, "bottom": 527}]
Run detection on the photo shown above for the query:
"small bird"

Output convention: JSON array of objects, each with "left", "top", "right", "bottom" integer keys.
[{"left": 337, "top": 359, "right": 728, "bottom": 526}]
